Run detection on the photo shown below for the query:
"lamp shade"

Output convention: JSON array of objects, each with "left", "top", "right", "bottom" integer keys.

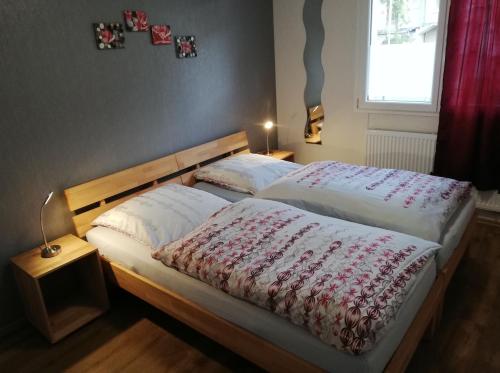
[{"left": 43, "top": 191, "right": 54, "bottom": 206}]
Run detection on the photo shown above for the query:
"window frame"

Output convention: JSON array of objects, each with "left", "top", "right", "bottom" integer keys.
[{"left": 355, "top": 0, "right": 449, "bottom": 113}]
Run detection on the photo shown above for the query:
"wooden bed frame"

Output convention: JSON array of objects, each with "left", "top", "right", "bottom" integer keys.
[{"left": 64, "top": 130, "right": 477, "bottom": 373}]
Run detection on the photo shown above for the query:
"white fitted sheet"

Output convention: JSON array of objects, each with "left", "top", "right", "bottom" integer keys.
[
  {"left": 87, "top": 226, "right": 437, "bottom": 373},
  {"left": 193, "top": 182, "right": 250, "bottom": 202},
  {"left": 437, "top": 195, "right": 476, "bottom": 268}
]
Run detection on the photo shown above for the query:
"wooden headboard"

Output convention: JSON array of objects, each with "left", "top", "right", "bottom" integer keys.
[{"left": 64, "top": 131, "right": 250, "bottom": 237}]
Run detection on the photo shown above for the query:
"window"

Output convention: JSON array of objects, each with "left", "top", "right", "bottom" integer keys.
[{"left": 356, "top": 0, "right": 448, "bottom": 112}]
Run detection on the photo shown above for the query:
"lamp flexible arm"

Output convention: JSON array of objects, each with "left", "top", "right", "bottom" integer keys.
[{"left": 40, "top": 203, "right": 50, "bottom": 249}]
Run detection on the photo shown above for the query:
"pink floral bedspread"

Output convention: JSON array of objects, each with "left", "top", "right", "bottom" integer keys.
[
  {"left": 256, "top": 161, "right": 472, "bottom": 242},
  {"left": 152, "top": 199, "right": 439, "bottom": 354}
]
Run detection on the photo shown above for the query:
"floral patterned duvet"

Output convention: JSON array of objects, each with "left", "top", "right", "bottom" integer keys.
[
  {"left": 152, "top": 198, "right": 439, "bottom": 354},
  {"left": 255, "top": 161, "right": 472, "bottom": 243}
]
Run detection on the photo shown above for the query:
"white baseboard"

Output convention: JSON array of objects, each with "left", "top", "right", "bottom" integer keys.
[{"left": 476, "top": 190, "right": 500, "bottom": 212}]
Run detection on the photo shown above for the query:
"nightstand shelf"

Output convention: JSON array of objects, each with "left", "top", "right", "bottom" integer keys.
[
  {"left": 259, "top": 150, "right": 295, "bottom": 162},
  {"left": 11, "top": 234, "right": 109, "bottom": 343},
  {"left": 47, "top": 295, "right": 105, "bottom": 342}
]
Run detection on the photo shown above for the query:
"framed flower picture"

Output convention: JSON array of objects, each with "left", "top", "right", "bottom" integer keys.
[
  {"left": 151, "top": 25, "right": 172, "bottom": 45},
  {"left": 123, "top": 10, "right": 149, "bottom": 32},
  {"left": 175, "top": 36, "right": 197, "bottom": 58},
  {"left": 93, "top": 23, "right": 125, "bottom": 50}
]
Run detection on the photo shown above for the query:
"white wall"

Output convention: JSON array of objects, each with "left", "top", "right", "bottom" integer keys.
[
  {"left": 274, "top": 0, "right": 439, "bottom": 165},
  {"left": 273, "top": 0, "right": 308, "bottom": 158}
]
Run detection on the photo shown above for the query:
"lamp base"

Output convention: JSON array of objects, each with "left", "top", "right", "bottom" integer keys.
[{"left": 41, "top": 245, "right": 61, "bottom": 258}]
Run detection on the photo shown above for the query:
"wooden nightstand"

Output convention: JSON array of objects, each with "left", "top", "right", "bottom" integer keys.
[
  {"left": 11, "top": 234, "right": 109, "bottom": 343},
  {"left": 260, "top": 150, "right": 295, "bottom": 162}
]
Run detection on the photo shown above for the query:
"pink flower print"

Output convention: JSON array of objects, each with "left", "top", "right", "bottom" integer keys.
[
  {"left": 328, "top": 283, "right": 339, "bottom": 293},
  {"left": 340, "top": 295, "right": 351, "bottom": 309},
  {"left": 314, "top": 312, "right": 325, "bottom": 326},
  {"left": 404, "top": 195, "right": 416, "bottom": 208},
  {"left": 335, "top": 272, "right": 348, "bottom": 284},
  {"left": 350, "top": 243, "right": 361, "bottom": 251},
  {"left": 382, "top": 250, "right": 393, "bottom": 258},
  {"left": 378, "top": 235, "right": 392, "bottom": 243},
  {"left": 319, "top": 293, "right": 332, "bottom": 307},
  {"left": 404, "top": 245, "right": 416, "bottom": 254},
  {"left": 354, "top": 276, "right": 367, "bottom": 286},
  {"left": 365, "top": 247, "right": 376, "bottom": 255}
]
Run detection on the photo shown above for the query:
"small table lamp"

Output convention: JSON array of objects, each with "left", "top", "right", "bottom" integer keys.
[
  {"left": 264, "top": 120, "right": 274, "bottom": 155},
  {"left": 40, "top": 192, "right": 61, "bottom": 258}
]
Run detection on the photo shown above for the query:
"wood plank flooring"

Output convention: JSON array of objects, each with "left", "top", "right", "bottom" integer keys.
[
  {"left": 407, "top": 221, "right": 500, "bottom": 373},
  {"left": 0, "top": 221, "right": 498, "bottom": 373}
]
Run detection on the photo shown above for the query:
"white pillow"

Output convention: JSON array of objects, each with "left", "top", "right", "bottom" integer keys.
[
  {"left": 193, "top": 153, "right": 301, "bottom": 194},
  {"left": 91, "top": 184, "right": 230, "bottom": 249}
]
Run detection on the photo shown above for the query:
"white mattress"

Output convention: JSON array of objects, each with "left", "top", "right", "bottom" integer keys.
[
  {"left": 437, "top": 195, "right": 476, "bottom": 268},
  {"left": 87, "top": 226, "right": 437, "bottom": 373},
  {"left": 193, "top": 181, "right": 250, "bottom": 202},
  {"left": 193, "top": 181, "right": 476, "bottom": 269}
]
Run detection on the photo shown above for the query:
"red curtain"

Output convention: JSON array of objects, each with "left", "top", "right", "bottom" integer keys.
[{"left": 433, "top": 0, "right": 500, "bottom": 191}]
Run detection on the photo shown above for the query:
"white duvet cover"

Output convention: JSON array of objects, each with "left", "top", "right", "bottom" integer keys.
[
  {"left": 153, "top": 198, "right": 439, "bottom": 354},
  {"left": 255, "top": 161, "right": 472, "bottom": 243}
]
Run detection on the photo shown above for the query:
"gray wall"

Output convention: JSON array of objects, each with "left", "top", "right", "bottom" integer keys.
[{"left": 0, "top": 0, "right": 276, "bottom": 328}]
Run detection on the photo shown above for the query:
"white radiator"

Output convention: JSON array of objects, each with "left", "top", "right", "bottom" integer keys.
[
  {"left": 365, "top": 130, "right": 437, "bottom": 174},
  {"left": 365, "top": 130, "right": 500, "bottom": 213}
]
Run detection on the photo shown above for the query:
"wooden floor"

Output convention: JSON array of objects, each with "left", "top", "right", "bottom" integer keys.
[
  {"left": 0, "top": 221, "right": 498, "bottom": 373},
  {"left": 407, "top": 220, "right": 500, "bottom": 373}
]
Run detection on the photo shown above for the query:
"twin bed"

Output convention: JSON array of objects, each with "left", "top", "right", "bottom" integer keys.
[{"left": 64, "top": 131, "right": 476, "bottom": 373}]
